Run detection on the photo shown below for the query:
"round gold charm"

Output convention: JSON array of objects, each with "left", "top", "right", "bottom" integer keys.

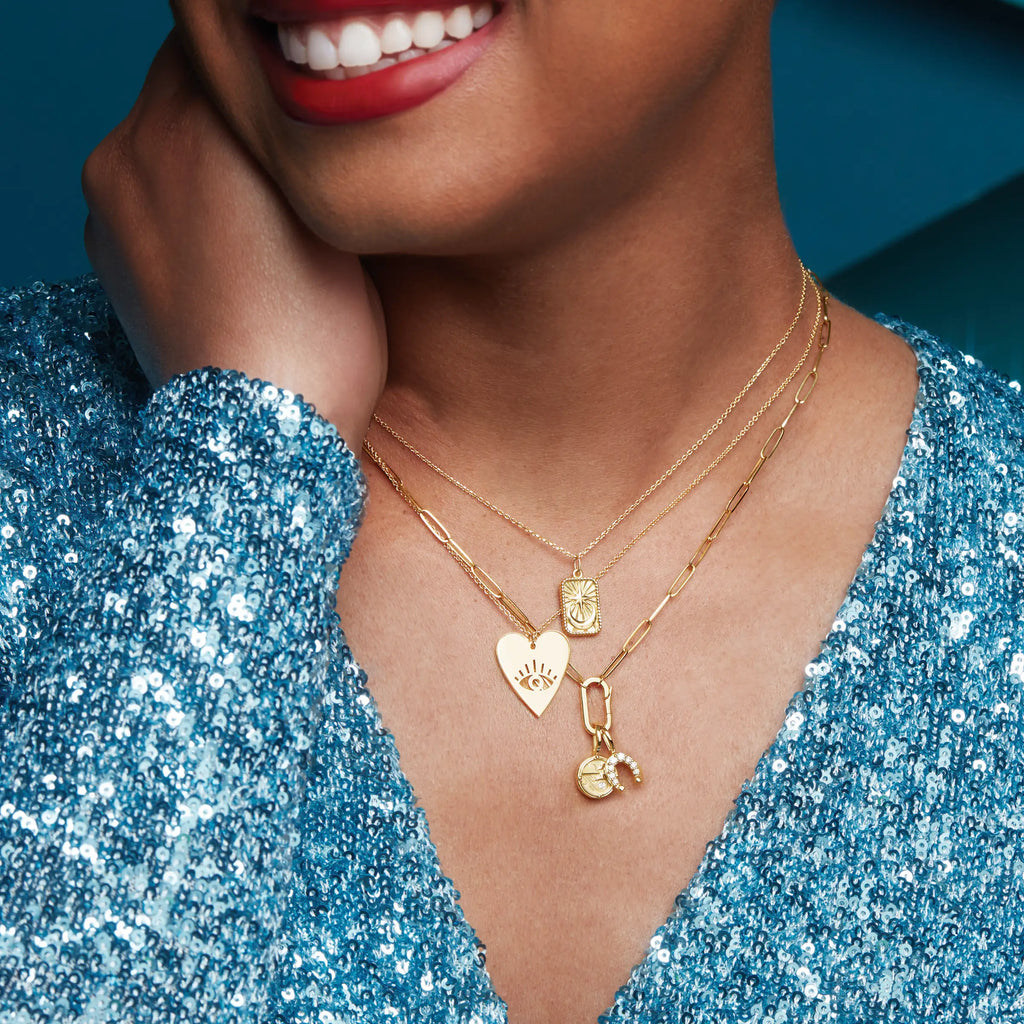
[{"left": 577, "top": 755, "right": 614, "bottom": 799}]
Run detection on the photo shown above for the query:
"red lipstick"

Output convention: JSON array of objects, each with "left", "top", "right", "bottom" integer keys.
[{"left": 250, "top": 2, "right": 505, "bottom": 125}]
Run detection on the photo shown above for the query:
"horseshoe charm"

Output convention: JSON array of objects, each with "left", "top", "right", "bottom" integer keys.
[{"left": 603, "top": 752, "right": 643, "bottom": 791}]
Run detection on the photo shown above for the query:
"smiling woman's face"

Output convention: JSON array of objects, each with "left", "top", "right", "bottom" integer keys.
[{"left": 172, "top": 0, "right": 773, "bottom": 256}]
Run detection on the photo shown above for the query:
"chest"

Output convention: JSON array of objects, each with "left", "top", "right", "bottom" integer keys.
[{"left": 334, "top": 477, "right": 866, "bottom": 1023}]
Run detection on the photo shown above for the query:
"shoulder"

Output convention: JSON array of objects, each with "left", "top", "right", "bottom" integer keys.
[
  {"left": 0, "top": 278, "right": 147, "bottom": 657},
  {"left": 0, "top": 274, "right": 148, "bottom": 416},
  {"left": 839, "top": 320, "right": 1024, "bottom": 812},
  {"left": 0, "top": 276, "right": 148, "bottom": 506},
  {"left": 881, "top": 315, "right": 1024, "bottom": 464},
  {"left": 876, "top": 314, "right": 1024, "bottom": 684},
  {"left": 886, "top": 313, "right": 1024, "bottom": 546}
]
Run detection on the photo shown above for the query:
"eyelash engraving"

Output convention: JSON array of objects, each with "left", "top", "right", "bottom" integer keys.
[{"left": 513, "top": 659, "right": 559, "bottom": 692}]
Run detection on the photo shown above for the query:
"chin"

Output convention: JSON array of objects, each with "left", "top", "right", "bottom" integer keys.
[
  {"left": 257, "top": 125, "right": 591, "bottom": 257},
  {"left": 268, "top": 164, "right": 509, "bottom": 256}
]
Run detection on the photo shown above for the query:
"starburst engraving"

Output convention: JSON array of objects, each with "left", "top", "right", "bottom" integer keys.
[{"left": 560, "top": 576, "right": 601, "bottom": 636}]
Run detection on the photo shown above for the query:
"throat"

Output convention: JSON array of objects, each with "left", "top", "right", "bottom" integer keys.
[{"left": 362, "top": 221, "right": 810, "bottom": 521}]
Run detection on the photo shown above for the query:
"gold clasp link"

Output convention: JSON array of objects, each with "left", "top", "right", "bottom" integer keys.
[
  {"left": 591, "top": 726, "right": 616, "bottom": 757},
  {"left": 580, "top": 676, "right": 612, "bottom": 737}
]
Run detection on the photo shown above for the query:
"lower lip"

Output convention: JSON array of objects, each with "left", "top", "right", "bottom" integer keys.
[{"left": 254, "top": 12, "right": 504, "bottom": 125}]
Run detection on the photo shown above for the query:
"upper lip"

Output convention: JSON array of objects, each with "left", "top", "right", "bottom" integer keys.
[{"left": 249, "top": 0, "right": 481, "bottom": 22}]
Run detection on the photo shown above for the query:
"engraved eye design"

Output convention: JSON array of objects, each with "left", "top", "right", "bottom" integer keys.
[
  {"left": 562, "top": 578, "right": 599, "bottom": 631},
  {"left": 514, "top": 660, "right": 559, "bottom": 692}
]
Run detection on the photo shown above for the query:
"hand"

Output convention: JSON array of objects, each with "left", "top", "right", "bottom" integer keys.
[{"left": 82, "top": 32, "right": 387, "bottom": 445}]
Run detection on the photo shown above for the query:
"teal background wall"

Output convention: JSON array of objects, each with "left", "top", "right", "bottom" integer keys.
[
  {"left": 830, "top": 174, "right": 1024, "bottom": 383},
  {"left": 771, "top": 0, "right": 1024, "bottom": 379},
  {"left": 0, "top": 3, "right": 172, "bottom": 288},
  {"left": 1, "top": 1, "right": 1022, "bottom": 375}
]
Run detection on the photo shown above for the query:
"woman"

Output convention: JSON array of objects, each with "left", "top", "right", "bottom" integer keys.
[{"left": 1, "top": 0, "right": 1021, "bottom": 1020}]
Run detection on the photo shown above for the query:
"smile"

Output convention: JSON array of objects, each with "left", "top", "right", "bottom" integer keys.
[
  {"left": 250, "top": 1, "right": 505, "bottom": 125},
  {"left": 279, "top": 4, "right": 497, "bottom": 79}
]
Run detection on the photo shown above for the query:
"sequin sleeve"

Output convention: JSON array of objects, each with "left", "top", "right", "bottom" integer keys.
[{"left": 0, "top": 363, "right": 366, "bottom": 1021}]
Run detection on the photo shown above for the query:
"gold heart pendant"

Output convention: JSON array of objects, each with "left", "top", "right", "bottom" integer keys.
[{"left": 495, "top": 631, "right": 571, "bottom": 717}]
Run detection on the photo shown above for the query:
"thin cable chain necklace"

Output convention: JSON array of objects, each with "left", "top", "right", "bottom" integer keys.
[
  {"left": 362, "top": 282, "right": 832, "bottom": 800},
  {"left": 373, "top": 268, "right": 820, "bottom": 638},
  {"left": 535, "top": 277, "right": 824, "bottom": 632},
  {"left": 373, "top": 264, "right": 809, "bottom": 563}
]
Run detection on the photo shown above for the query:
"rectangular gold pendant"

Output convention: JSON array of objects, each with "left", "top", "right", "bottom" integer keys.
[{"left": 560, "top": 575, "right": 602, "bottom": 636}]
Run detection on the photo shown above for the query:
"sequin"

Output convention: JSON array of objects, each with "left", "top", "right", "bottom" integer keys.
[{"left": 1, "top": 276, "right": 1023, "bottom": 1022}]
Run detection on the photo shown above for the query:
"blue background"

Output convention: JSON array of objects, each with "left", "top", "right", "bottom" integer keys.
[{"left": 2, "top": 0, "right": 1022, "bottom": 374}]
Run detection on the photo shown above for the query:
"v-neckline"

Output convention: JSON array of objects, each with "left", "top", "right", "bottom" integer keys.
[{"left": 344, "top": 316, "right": 937, "bottom": 1023}]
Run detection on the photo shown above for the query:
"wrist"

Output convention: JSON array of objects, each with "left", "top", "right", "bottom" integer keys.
[{"left": 143, "top": 367, "right": 367, "bottom": 569}]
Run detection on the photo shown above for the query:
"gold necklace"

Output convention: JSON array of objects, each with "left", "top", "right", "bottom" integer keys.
[
  {"left": 533, "top": 276, "right": 824, "bottom": 635},
  {"left": 361, "top": 286, "right": 832, "bottom": 799},
  {"left": 371, "top": 263, "right": 813, "bottom": 638}
]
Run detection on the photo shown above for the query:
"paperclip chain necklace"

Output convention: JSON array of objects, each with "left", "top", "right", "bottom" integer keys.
[
  {"left": 371, "top": 264, "right": 812, "bottom": 638},
  {"left": 364, "top": 275, "right": 823, "bottom": 709},
  {"left": 362, "top": 286, "right": 832, "bottom": 799}
]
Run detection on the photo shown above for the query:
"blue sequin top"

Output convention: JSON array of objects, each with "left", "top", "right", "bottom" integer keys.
[{"left": 0, "top": 277, "right": 1022, "bottom": 1023}]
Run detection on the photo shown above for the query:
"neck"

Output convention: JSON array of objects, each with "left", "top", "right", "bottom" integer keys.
[{"left": 362, "top": 41, "right": 806, "bottom": 521}]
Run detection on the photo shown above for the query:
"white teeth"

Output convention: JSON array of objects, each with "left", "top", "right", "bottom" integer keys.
[
  {"left": 338, "top": 21, "right": 382, "bottom": 67},
  {"left": 278, "top": 24, "right": 308, "bottom": 64},
  {"left": 380, "top": 17, "right": 414, "bottom": 54},
  {"left": 276, "top": 3, "right": 498, "bottom": 76},
  {"left": 336, "top": 54, "right": 399, "bottom": 78},
  {"left": 290, "top": 33, "right": 308, "bottom": 63},
  {"left": 411, "top": 11, "right": 446, "bottom": 49},
  {"left": 445, "top": 6, "right": 474, "bottom": 39},
  {"left": 306, "top": 28, "right": 339, "bottom": 70}
]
